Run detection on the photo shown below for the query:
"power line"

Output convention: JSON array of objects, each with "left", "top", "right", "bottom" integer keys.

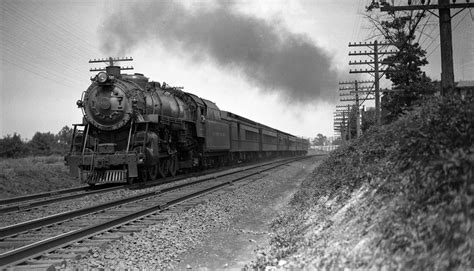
[
  {"left": 427, "top": 10, "right": 470, "bottom": 58},
  {"left": 1, "top": 57, "right": 78, "bottom": 89}
]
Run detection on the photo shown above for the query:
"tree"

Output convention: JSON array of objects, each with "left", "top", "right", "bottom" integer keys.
[
  {"left": 312, "top": 133, "right": 328, "bottom": 146},
  {"left": 29, "top": 132, "right": 57, "bottom": 155},
  {"left": 362, "top": 107, "right": 376, "bottom": 133},
  {"left": 366, "top": 1, "right": 435, "bottom": 123},
  {"left": 0, "top": 133, "right": 28, "bottom": 158},
  {"left": 56, "top": 126, "right": 73, "bottom": 152}
]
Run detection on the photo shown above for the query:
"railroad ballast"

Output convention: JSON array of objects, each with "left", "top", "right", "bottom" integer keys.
[{"left": 65, "top": 59, "right": 309, "bottom": 184}]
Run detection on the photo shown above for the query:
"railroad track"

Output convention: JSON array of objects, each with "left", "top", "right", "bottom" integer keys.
[
  {"left": 0, "top": 160, "right": 268, "bottom": 215},
  {"left": 0, "top": 184, "right": 126, "bottom": 214},
  {"left": 0, "top": 156, "right": 308, "bottom": 269}
]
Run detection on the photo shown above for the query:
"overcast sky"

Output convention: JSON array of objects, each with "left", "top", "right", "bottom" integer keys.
[{"left": 1, "top": 0, "right": 473, "bottom": 140}]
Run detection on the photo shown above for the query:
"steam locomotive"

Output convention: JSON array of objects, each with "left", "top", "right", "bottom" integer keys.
[{"left": 65, "top": 61, "right": 308, "bottom": 184}]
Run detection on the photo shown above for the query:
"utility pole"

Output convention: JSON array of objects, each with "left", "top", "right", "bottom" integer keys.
[
  {"left": 355, "top": 81, "right": 361, "bottom": 138},
  {"left": 335, "top": 105, "right": 351, "bottom": 141},
  {"left": 348, "top": 41, "right": 397, "bottom": 125},
  {"left": 334, "top": 110, "right": 350, "bottom": 141},
  {"left": 380, "top": 0, "right": 474, "bottom": 95},
  {"left": 339, "top": 80, "right": 375, "bottom": 138},
  {"left": 89, "top": 57, "right": 134, "bottom": 72}
]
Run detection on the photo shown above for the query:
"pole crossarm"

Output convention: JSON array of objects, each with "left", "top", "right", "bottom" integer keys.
[
  {"left": 348, "top": 51, "right": 397, "bottom": 56},
  {"left": 90, "top": 66, "right": 134, "bottom": 72},
  {"left": 339, "top": 80, "right": 374, "bottom": 85},
  {"left": 381, "top": 3, "right": 474, "bottom": 12},
  {"left": 349, "top": 60, "right": 394, "bottom": 65},
  {"left": 340, "top": 98, "right": 375, "bottom": 102},
  {"left": 351, "top": 90, "right": 374, "bottom": 94},
  {"left": 340, "top": 86, "right": 373, "bottom": 91},
  {"left": 348, "top": 41, "right": 396, "bottom": 47},
  {"left": 89, "top": 57, "right": 134, "bottom": 73},
  {"left": 349, "top": 69, "right": 400, "bottom": 73},
  {"left": 89, "top": 57, "right": 133, "bottom": 65},
  {"left": 378, "top": 0, "right": 474, "bottom": 95}
]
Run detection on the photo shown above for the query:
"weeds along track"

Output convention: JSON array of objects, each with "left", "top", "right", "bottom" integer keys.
[{"left": 0, "top": 156, "right": 308, "bottom": 269}]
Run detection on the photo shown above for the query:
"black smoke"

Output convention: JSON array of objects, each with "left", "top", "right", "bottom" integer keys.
[{"left": 100, "top": 1, "right": 340, "bottom": 104}]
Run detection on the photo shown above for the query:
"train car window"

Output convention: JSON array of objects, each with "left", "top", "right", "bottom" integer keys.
[
  {"left": 263, "top": 134, "right": 277, "bottom": 144},
  {"left": 245, "top": 130, "right": 259, "bottom": 141}
]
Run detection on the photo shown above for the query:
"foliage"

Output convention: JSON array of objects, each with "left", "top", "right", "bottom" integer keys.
[
  {"left": 312, "top": 133, "right": 328, "bottom": 146},
  {"left": 332, "top": 137, "right": 343, "bottom": 145},
  {"left": 0, "top": 133, "right": 29, "bottom": 158},
  {"left": 258, "top": 94, "right": 473, "bottom": 269},
  {"left": 56, "top": 125, "right": 73, "bottom": 152},
  {"left": 365, "top": 2, "right": 435, "bottom": 124},
  {"left": 29, "top": 132, "right": 57, "bottom": 155},
  {"left": 0, "top": 126, "right": 73, "bottom": 158},
  {"left": 361, "top": 107, "right": 376, "bottom": 132}
]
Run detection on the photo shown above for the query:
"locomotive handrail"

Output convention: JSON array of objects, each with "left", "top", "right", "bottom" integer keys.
[{"left": 126, "top": 119, "right": 134, "bottom": 153}]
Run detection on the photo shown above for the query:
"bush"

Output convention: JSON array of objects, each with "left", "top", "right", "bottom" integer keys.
[
  {"left": 0, "top": 133, "right": 28, "bottom": 158},
  {"left": 0, "top": 126, "right": 73, "bottom": 158},
  {"left": 259, "top": 95, "right": 473, "bottom": 269}
]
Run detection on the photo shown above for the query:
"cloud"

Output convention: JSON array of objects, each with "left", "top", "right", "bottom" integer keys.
[{"left": 100, "top": 1, "right": 340, "bottom": 104}]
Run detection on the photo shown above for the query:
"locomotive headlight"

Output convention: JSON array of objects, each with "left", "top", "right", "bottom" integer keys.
[{"left": 96, "top": 72, "right": 108, "bottom": 83}]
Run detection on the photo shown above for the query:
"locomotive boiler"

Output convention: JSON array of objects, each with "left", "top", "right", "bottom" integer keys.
[{"left": 66, "top": 59, "right": 308, "bottom": 185}]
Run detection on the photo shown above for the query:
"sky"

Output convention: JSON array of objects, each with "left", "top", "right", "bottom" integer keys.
[{"left": 1, "top": 0, "right": 473, "bottom": 140}]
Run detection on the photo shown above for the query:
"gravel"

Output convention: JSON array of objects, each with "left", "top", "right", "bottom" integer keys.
[
  {"left": 60, "top": 158, "right": 318, "bottom": 269},
  {"left": 0, "top": 160, "right": 285, "bottom": 228}
]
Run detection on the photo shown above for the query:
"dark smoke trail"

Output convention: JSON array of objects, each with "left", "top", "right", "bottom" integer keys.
[{"left": 100, "top": 1, "right": 340, "bottom": 104}]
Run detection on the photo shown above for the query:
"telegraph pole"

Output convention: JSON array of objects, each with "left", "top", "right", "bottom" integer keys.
[
  {"left": 339, "top": 80, "right": 375, "bottom": 138},
  {"left": 335, "top": 105, "right": 351, "bottom": 141},
  {"left": 89, "top": 57, "right": 134, "bottom": 72},
  {"left": 333, "top": 111, "right": 347, "bottom": 141},
  {"left": 380, "top": 0, "right": 474, "bottom": 95},
  {"left": 355, "top": 81, "right": 361, "bottom": 138},
  {"left": 348, "top": 41, "right": 397, "bottom": 124}
]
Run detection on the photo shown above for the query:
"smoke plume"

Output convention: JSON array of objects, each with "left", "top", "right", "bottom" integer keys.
[{"left": 100, "top": 1, "right": 339, "bottom": 104}]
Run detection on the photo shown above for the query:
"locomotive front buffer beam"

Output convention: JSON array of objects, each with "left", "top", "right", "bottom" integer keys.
[{"left": 67, "top": 153, "right": 139, "bottom": 184}]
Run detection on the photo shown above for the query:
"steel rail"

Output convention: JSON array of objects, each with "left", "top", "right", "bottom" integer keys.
[
  {"left": 0, "top": 186, "right": 91, "bottom": 205},
  {"left": 0, "top": 185, "right": 126, "bottom": 214},
  {"left": 0, "top": 157, "right": 283, "bottom": 207},
  {"left": 0, "top": 156, "right": 305, "bottom": 267},
  {"left": 0, "top": 156, "right": 300, "bottom": 239}
]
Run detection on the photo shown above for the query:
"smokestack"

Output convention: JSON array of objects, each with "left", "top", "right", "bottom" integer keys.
[{"left": 106, "top": 66, "right": 121, "bottom": 77}]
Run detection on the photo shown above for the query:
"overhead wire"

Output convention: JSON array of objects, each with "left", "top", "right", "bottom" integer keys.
[
  {"left": 427, "top": 9, "right": 469, "bottom": 58},
  {"left": 0, "top": 25, "right": 85, "bottom": 77},
  {"left": 1, "top": 1, "right": 103, "bottom": 88},
  {"left": 1, "top": 56, "right": 78, "bottom": 89},
  {"left": 0, "top": 45, "right": 83, "bottom": 87},
  {"left": 2, "top": 3, "right": 99, "bottom": 59}
]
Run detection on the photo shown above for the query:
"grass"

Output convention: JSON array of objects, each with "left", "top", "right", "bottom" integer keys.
[
  {"left": 0, "top": 155, "right": 82, "bottom": 198},
  {"left": 253, "top": 95, "right": 473, "bottom": 269}
]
